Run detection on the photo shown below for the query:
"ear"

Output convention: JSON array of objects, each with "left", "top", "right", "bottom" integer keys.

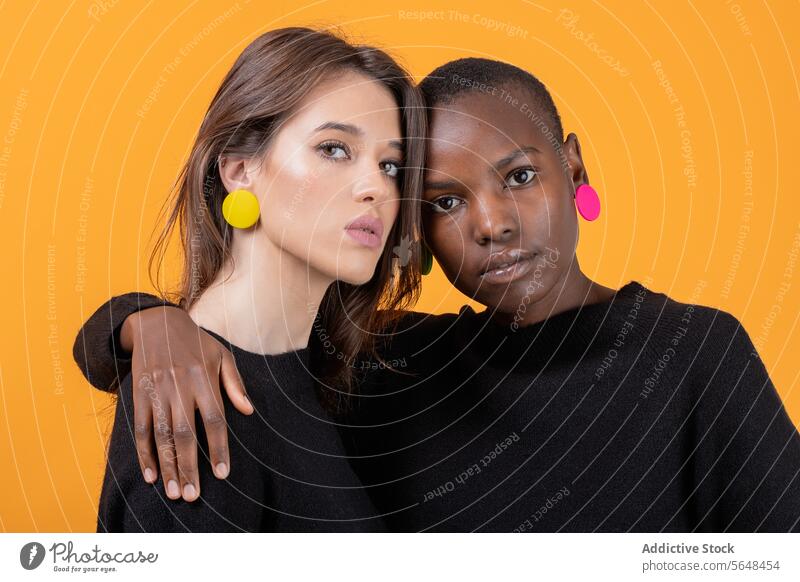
[
  {"left": 217, "top": 155, "right": 258, "bottom": 195},
  {"left": 562, "top": 133, "right": 589, "bottom": 193}
]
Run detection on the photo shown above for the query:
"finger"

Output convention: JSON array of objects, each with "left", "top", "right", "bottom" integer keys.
[
  {"left": 171, "top": 389, "right": 200, "bottom": 502},
  {"left": 220, "top": 350, "right": 253, "bottom": 415},
  {"left": 132, "top": 372, "right": 159, "bottom": 484},
  {"left": 150, "top": 383, "right": 181, "bottom": 500},
  {"left": 197, "top": 391, "right": 230, "bottom": 479}
]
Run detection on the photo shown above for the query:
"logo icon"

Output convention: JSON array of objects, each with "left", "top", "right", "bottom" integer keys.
[
  {"left": 392, "top": 234, "right": 414, "bottom": 268},
  {"left": 20, "top": 542, "right": 46, "bottom": 570}
]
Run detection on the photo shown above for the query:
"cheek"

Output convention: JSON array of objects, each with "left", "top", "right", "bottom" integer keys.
[
  {"left": 524, "top": 184, "right": 574, "bottom": 241},
  {"left": 425, "top": 214, "right": 466, "bottom": 272},
  {"left": 524, "top": 191, "right": 576, "bottom": 281},
  {"left": 267, "top": 154, "right": 324, "bottom": 213},
  {"left": 385, "top": 191, "right": 400, "bottom": 222},
  {"left": 548, "top": 189, "right": 578, "bottom": 244},
  {"left": 264, "top": 155, "right": 345, "bottom": 240}
]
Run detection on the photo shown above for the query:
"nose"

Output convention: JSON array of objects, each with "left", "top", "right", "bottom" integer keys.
[
  {"left": 351, "top": 165, "right": 391, "bottom": 205},
  {"left": 472, "top": 190, "right": 517, "bottom": 246}
]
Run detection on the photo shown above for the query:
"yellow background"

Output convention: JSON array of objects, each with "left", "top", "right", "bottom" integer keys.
[{"left": 1, "top": 0, "right": 799, "bottom": 532}]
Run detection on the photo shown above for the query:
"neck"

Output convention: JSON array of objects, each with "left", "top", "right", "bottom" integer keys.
[
  {"left": 188, "top": 231, "right": 332, "bottom": 354},
  {"left": 493, "top": 258, "right": 617, "bottom": 328}
]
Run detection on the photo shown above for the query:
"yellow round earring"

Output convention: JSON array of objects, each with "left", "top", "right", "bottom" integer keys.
[{"left": 222, "top": 189, "right": 260, "bottom": 229}]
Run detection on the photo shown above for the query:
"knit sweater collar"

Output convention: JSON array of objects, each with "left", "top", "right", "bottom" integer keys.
[
  {"left": 201, "top": 327, "right": 311, "bottom": 378},
  {"left": 456, "top": 280, "right": 649, "bottom": 369}
]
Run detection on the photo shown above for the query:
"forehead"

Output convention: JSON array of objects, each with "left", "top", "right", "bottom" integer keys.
[
  {"left": 289, "top": 70, "right": 400, "bottom": 132},
  {"left": 427, "top": 90, "right": 554, "bottom": 169}
]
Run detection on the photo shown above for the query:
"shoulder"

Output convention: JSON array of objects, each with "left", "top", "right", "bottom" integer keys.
[
  {"left": 622, "top": 282, "right": 761, "bottom": 374},
  {"left": 664, "top": 295, "right": 754, "bottom": 355},
  {"left": 631, "top": 282, "right": 751, "bottom": 347},
  {"left": 646, "top": 286, "right": 765, "bottom": 381}
]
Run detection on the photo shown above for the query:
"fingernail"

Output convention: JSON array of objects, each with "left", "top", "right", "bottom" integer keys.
[
  {"left": 215, "top": 463, "right": 229, "bottom": 478},
  {"left": 144, "top": 468, "right": 155, "bottom": 483},
  {"left": 183, "top": 483, "right": 197, "bottom": 500},
  {"left": 167, "top": 480, "right": 180, "bottom": 498}
]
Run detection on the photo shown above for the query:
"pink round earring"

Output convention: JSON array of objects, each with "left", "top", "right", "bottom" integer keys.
[{"left": 575, "top": 184, "right": 601, "bottom": 221}]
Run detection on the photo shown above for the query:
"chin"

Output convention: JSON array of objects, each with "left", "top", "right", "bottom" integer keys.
[
  {"left": 334, "top": 261, "right": 380, "bottom": 286},
  {"left": 471, "top": 280, "right": 534, "bottom": 311},
  {"left": 338, "top": 271, "right": 376, "bottom": 286},
  {"left": 479, "top": 293, "right": 522, "bottom": 314}
]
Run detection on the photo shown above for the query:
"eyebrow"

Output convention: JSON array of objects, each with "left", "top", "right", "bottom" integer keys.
[
  {"left": 423, "top": 178, "right": 460, "bottom": 191},
  {"left": 494, "top": 146, "right": 542, "bottom": 170},
  {"left": 313, "top": 121, "right": 364, "bottom": 136},
  {"left": 423, "top": 145, "right": 544, "bottom": 191},
  {"left": 312, "top": 121, "right": 404, "bottom": 153},
  {"left": 386, "top": 139, "right": 403, "bottom": 153}
]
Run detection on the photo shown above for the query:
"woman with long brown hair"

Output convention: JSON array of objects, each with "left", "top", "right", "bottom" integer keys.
[{"left": 90, "top": 26, "right": 426, "bottom": 531}]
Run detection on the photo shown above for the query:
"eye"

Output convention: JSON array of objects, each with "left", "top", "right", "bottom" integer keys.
[
  {"left": 380, "top": 161, "right": 400, "bottom": 178},
  {"left": 429, "top": 196, "right": 464, "bottom": 214},
  {"left": 317, "top": 140, "right": 350, "bottom": 160},
  {"left": 506, "top": 167, "right": 538, "bottom": 187}
]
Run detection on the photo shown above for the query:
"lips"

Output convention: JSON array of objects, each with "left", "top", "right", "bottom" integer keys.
[
  {"left": 344, "top": 214, "right": 384, "bottom": 249},
  {"left": 479, "top": 249, "right": 535, "bottom": 282}
]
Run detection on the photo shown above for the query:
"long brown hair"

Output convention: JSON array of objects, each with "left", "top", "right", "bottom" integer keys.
[{"left": 149, "top": 27, "right": 426, "bottom": 408}]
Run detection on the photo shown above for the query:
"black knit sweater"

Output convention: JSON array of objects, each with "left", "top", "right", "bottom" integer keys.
[
  {"left": 75, "top": 282, "right": 800, "bottom": 532},
  {"left": 95, "top": 326, "right": 386, "bottom": 532}
]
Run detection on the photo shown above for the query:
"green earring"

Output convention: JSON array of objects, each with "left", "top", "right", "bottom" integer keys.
[{"left": 420, "top": 242, "right": 433, "bottom": 276}]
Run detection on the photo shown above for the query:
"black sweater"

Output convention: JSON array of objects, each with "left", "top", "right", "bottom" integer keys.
[
  {"left": 75, "top": 282, "right": 800, "bottom": 532},
  {"left": 95, "top": 325, "right": 386, "bottom": 532}
]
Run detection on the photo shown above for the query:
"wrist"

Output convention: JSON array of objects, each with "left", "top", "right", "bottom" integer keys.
[{"left": 118, "top": 311, "right": 139, "bottom": 354}]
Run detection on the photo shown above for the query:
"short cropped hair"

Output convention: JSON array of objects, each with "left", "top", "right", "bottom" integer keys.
[{"left": 419, "top": 57, "right": 564, "bottom": 145}]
